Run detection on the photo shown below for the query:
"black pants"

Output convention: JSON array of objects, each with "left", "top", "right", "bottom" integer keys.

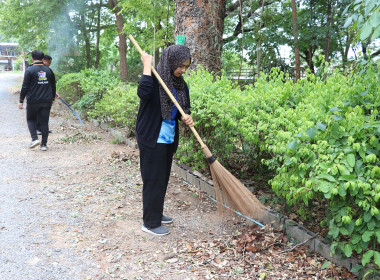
[
  {"left": 36, "top": 117, "right": 41, "bottom": 131},
  {"left": 26, "top": 103, "right": 51, "bottom": 145},
  {"left": 139, "top": 142, "right": 175, "bottom": 229}
]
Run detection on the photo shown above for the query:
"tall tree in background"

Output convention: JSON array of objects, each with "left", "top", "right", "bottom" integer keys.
[
  {"left": 256, "top": 0, "right": 265, "bottom": 77},
  {"left": 323, "top": 0, "right": 335, "bottom": 62},
  {"left": 0, "top": 0, "right": 62, "bottom": 50},
  {"left": 175, "top": 0, "right": 226, "bottom": 73},
  {"left": 109, "top": 0, "right": 128, "bottom": 81},
  {"left": 117, "top": 0, "right": 175, "bottom": 76},
  {"left": 95, "top": 0, "right": 103, "bottom": 69},
  {"left": 291, "top": 0, "right": 300, "bottom": 80},
  {"left": 223, "top": 1, "right": 281, "bottom": 74}
]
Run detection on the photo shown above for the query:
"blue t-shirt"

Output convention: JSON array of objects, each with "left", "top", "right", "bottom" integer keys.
[{"left": 157, "top": 89, "right": 179, "bottom": 144}]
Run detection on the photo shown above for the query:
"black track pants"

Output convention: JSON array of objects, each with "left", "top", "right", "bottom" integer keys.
[
  {"left": 26, "top": 103, "right": 51, "bottom": 145},
  {"left": 139, "top": 142, "right": 175, "bottom": 229}
]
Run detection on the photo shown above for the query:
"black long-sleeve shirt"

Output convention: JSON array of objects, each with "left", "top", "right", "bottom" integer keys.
[
  {"left": 20, "top": 62, "right": 56, "bottom": 104},
  {"left": 136, "top": 74, "right": 190, "bottom": 152}
]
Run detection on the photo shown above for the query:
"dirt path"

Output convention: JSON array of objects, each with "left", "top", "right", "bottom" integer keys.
[{"left": 0, "top": 73, "right": 356, "bottom": 280}]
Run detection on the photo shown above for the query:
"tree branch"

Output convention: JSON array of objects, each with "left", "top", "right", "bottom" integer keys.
[
  {"left": 371, "top": 48, "right": 380, "bottom": 57},
  {"left": 225, "top": 0, "right": 275, "bottom": 18},
  {"left": 280, "top": 234, "right": 318, "bottom": 253}
]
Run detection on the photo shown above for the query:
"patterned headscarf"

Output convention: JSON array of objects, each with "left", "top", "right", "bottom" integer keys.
[{"left": 156, "top": 45, "right": 191, "bottom": 120}]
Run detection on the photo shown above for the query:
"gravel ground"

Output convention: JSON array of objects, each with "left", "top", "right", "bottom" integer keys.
[{"left": 0, "top": 73, "right": 357, "bottom": 280}]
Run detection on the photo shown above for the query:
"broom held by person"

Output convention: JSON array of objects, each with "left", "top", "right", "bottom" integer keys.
[{"left": 137, "top": 46, "right": 193, "bottom": 236}]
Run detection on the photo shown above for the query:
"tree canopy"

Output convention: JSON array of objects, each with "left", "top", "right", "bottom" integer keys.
[{"left": 0, "top": 0, "right": 378, "bottom": 78}]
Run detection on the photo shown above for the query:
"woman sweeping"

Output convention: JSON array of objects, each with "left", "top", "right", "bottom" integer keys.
[{"left": 137, "top": 45, "right": 193, "bottom": 236}]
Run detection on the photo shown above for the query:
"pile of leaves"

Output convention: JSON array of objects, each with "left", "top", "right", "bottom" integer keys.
[{"left": 173, "top": 225, "right": 356, "bottom": 279}]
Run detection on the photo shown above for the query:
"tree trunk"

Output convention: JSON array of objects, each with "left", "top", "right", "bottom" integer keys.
[
  {"left": 175, "top": 0, "right": 226, "bottom": 74},
  {"left": 362, "top": 42, "right": 368, "bottom": 60},
  {"left": 154, "top": 21, "right": 161, "bottom": 67},
  {"left": 109, "top": 0, "right": 128, "bottom": 81},
  {"left": 291, "top": 0, "right": 300, "bottom": 81},
  {"left": 256, "top": 0, "right": 265, "bottom": 78},
  {"left": 324, "top": 0, "right": 334, "bottom": 63},
  {"left": 336, "top": 29, "right": 353, "bottom": 71},
  {"left": 80, "top": 15, "right": 92, "bottom": 69},
  {"left": 342, "top": 37, "right": 349, "bottom": 70},
  {"left": 95, "top": 0, "right": 102, "bottom": 69},
  {"left": 303, "top": 48, "right": 315, "bottom": 73}
]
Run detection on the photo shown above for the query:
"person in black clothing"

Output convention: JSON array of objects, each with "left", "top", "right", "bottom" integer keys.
[
  {"left": 36, "top": 54, "right": 55, "bottom": 135},
  {"left": 42, "top": 54, "right": 52, "bottom": 67},
  {"left": 18, "top": 50, "right": 56, "bottom": 151},
  {"left": 137, "top": 46, "right": 193, "bottom": 236}
]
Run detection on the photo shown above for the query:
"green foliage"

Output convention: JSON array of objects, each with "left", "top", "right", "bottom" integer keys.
[
  {"left": 57, "top": 69, "right": 121, "bottom": 115},
  {"left": 181, "top": 63, "right": 379, "bottom": 269},
  {"left": 0, "top": 0, "right": 59, "bottom": 50},
  {"left": 119, "top": 0, "right": 175, "bottom": 58},
  {"left": 88, "top": 83, "right": 139, "bottom": 130},
  {"left": 343, "top": 0, "right": 380, "bottom": 41},
  {"left": 56, "top": 72, "right": 85, "bottom": 104},
  {"left": 270, "top": 63, "right": 379, "bottom": 267},
  {"left": 58, "top": 69, "right": 137, "bottom": 130}
]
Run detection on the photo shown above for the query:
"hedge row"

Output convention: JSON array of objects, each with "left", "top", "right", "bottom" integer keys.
[{"left": 57, "top": 62, "right": 379, "bottom": 271}]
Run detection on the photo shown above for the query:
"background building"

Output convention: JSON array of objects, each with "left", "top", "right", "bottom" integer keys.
[{"left": 0, "top": 43, "right": 20, "bottom": 71}]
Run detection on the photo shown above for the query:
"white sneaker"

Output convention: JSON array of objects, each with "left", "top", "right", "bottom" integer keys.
[
  {"left": 40, "top": 145, "right": 48, "bottom": 151},
  {"left": 28, "top": 139, "right": 40, "bottom": 149}
]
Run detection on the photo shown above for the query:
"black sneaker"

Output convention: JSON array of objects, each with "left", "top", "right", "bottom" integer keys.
[
  {"left": 28, "top": 139, "right": 40, "bottom": 149},
  {"left": 40, "top": 145, "right": 48, "bottom": 151},
  {"left": 162, "top": 215, "right": 173, "bottom": 224},
  {"left": 142, "top": 225, "right": 170, "bottom": 236},
  {"left": 37, "top": 130, "right": 52, "bottom": 134}
]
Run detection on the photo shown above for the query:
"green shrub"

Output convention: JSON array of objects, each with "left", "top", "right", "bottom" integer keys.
[
  {"left": 270, "top": 62, "right": 379, "bottom": 267},
  {"left": 182, "top": 63, "right": 379, "bottom": 269},
  {"left": 56, "top": 72, "right": 84, "bottom": 104},
  {"left": 57, "top": 69, "right": 121, "bottom": 116},
  {"left": 88, "top": 83, "right": 139, "bottom": 131},
  {"left": 75, "top": 69, "right": 121, "bottom": 112}
]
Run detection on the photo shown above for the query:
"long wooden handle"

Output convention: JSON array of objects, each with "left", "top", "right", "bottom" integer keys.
[{"left": 129, "top": 35, "right": 211, "bottom": 156}]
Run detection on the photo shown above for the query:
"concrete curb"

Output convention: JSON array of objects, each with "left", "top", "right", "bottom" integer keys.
[{"left": 94, "top": 121, "right": 376, "bottom": 278}]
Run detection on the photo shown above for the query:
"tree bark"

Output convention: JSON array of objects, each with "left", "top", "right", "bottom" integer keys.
[
  {"left": 95, "top": 0, "right": 102, "bottom": 69},
  {"left": 109, "top": 0, "right": 128, "bottom": 81},
  {"left": 302, "top": 48, "right": 315, "bottom": 73},
  {"left": 291, "top": 0, "right": 300, "bottom": 81},
  {"left": 324, "top": 0, "right": 335, "bottom": 63},
  {"left": 362, "top": 42, "right": 368, "bottom": 60},
  {"left": 175, "top": 0, "right": 226, "bottom": 74},
  {"left": 256, "top": 0, "right": 265, "bottom": 78},
  {"left": 79, "top": 14, "right": 92, "bottom": 69}
]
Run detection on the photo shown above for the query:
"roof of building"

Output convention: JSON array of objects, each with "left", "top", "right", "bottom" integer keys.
[
  {"left": 0, "top": 43, "right": 19, "bottom": 46},
  {"left": 0, "top": 43, "right": 20, "bottom": 54}
]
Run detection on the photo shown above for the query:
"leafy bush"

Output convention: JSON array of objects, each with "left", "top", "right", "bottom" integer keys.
[
  {"left": 270, "top": 63, "right": 380, "bottom": 267},
  {"left": 75, "top": 69, "right": 121, "bottom": 112},
  {"left": 57, "top": 69, "right": 121, "bottom": 116},
  {"left": 182, "top": 63, "right": 379, "bottom": 269},
  {"left": 56, "top": 72, "right": 84, "bottom": 104},
  {"left": 88, "top": 83, "right": 139, "bottom": 131}
]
